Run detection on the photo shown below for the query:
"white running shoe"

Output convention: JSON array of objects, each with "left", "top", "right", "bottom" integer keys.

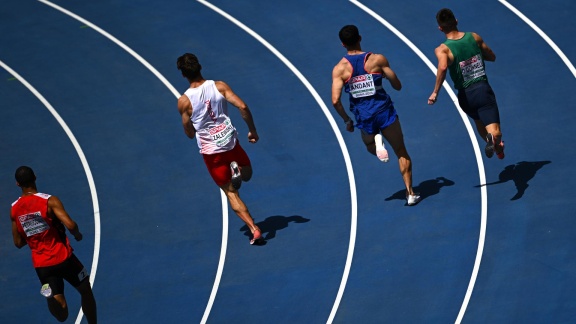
[
  {"left": 230, "top": 161, "right": 242, "bottom": 189},
  {"left": 407, "top": 194, "right": 421, "bottom": 206},
  {"left": 374, "top": 134, "right": 389, "bottom": 162},
  {"left": 40, "top": 283, "right": 52, "bottom": 297}
]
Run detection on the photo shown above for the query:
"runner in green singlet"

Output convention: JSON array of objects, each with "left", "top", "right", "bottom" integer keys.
[{"left": 428, "top": 8, "right": 505, "bottom": 159}]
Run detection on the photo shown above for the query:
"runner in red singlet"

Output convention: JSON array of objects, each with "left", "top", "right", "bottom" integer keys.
[{"left": 10, "top": 166, "right": 97, "bottom": 323}]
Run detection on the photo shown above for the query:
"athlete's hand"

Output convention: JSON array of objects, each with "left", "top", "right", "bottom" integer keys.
[
  {"left": 248, "top": 131, "right": 259, "bottom": 143},
  {"left": 73, "top": 232, "right": 83, "bottom": 241},
  {"left": 346, "top": 120, "right": 354, "bottom": 132},
  {"left": 428, "top": 92, "right": 438, "bottom": 105}
]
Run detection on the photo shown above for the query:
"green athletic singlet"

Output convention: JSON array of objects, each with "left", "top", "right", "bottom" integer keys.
[{"left": 444, "top": 32, "right": 488, "bottom": 90}]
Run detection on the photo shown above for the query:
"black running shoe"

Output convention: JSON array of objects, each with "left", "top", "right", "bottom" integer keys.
[{"left": 485, "top": 133, "right": 495, "bottom": 158}]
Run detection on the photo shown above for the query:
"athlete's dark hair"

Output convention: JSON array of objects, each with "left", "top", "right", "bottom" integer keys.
[
  {"left": 15, "top": 166, "right": 36, "bottom": 187},
  {"left": 339, "top": 25, "right": 361, "bottom": 47},
  {"left": 436, "top": 8, "right": 457, "bottom": 29},
  {"left": 177, "top": 53, "right": 202, "bottom": 80}
]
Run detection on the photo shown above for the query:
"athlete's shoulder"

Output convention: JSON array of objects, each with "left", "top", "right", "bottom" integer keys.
[
  {"left": 35, "top": 193, "right": 51, "bottom": 199},
  {"left": 368, "top": 52, "right": 387, "bottom": 62},
  {"left": 435, "top": 43, "right": 450, "bottom": 54},
  {"left": 177, "top": 94, "right": 191, "bottom": 113},
  {"left": 334, "top": 57, "right": 349, "bottom": 68},
  {"left": 332, "top": 57, "right": 351, "bottom": 79},
  {"left": 470, "top": 32, "right": 483, "bottom": 42},
  {"left": 214, "top": 80, "right": 232, "bottom": 92},
  {"left": 11, "top": 197, "right": 20, "bottom": 207}
]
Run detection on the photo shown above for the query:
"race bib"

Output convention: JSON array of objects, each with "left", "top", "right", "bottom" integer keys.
[
  {"left": 349, "top": 74, "right": 376, "bottom": 98},
  {"left": 77, "top": 267, "right": 89, "bottom": 281},
  {"left": 459, "top": 54, "right": 486, "bottom": 82},
  {"left": 208, "top": 117, "right": 235, "bottom": 147},
  {"left": 18, "top": 212, "right": 49, "bottom": 237}
]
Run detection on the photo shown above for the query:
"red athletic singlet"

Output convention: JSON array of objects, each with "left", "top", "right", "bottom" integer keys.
[{"left": 11, "top": 193, "right": 73, "bottom": 268}]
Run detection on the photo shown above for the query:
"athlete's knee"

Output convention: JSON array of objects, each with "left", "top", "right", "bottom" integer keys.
[
  {"left": 48, "top": 296, "right": 69, "bottom": 322},
  {"left": 77, "top": 280, "right": 94, "bottom": 298},
  {"left": 241, "top": 166, "right": 253, "bottom": 182},
  {"left": 392, "top": 144, "right": 409, "bottom": 158}
]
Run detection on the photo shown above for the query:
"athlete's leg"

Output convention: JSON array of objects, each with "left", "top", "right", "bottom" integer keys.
[
  {"left": 474, "top": 119, "right": 488, "bottom": 140},
  {"left": 232, "top": 143, "right": 253, "bottom": 182},
  {"left": 240, "top": 165, "right": 252, "bottom": 182},
  {"left": 485, "top": 122, "right": 502, "bottom": 139},
  {"left": 360, "top": 132, "right": 377, "bottom": 155},
  {"left": 380, "top": 118, "right": 416, "bottom": 196},
  {"left": 220, "top": 183, "right": 260, "bottom": 234},
  {"left": 477, "top": 120, "right": 504, "bottom": 157},
  {"left": 47, "top": 294, "right": 68, "bottom": 322},
  {"left": 485, "top": 122, "right": 504, "bottom": 157},
  {"left": 75, "top": 280, "right": 97, "bottom": 324}
]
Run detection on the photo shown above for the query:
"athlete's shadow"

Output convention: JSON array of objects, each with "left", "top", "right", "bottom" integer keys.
[
  {"left": 240, "top": 215, "right": 310, "bottom": 246},
  {"left": 476, "top": 160, "right": 551, "bottom": 200},
  {"left": 385, "top": 177, "right": 455, "bottom": 205}
]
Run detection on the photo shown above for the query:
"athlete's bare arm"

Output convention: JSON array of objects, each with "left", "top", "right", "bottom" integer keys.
[
  {"left": 215, "top": 81, "right": 259, "bottom": 143},
  {"left": 428, "top": 44, "right": 452, "bottom": 105},
  {"left": 48, "top": 196, "right": 82, "bottom": 241},
  {"left": 10, "top": 212, "right": 27, "bottom": 248},
  {"left": 367, "top": 54, "right": 402, "bottom": 91},
  {"left": 177, "top": 95, "right": 196, "bottom": 139},
  {"left": 331, "top": 60, "right": 354, "bottom": 132},
  {"left": 472, "top": 32, "right": 496, "bottom": 62}
]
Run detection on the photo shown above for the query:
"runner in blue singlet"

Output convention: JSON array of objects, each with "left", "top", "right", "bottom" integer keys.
[{"left": 332, "top": 25, "right": 421, "bottom": 206}]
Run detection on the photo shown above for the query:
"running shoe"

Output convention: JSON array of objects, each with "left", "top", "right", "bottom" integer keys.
[
  {"left": 407, "top": 194, "right": 421, "bottom": 206},
  {"left": 250, "top": 229, "right": 263, "bottom": 245},
  {"left": 485, "top": 133, "right": 495, "bottom": 158},
  {"left": 230, "top": 161, "right": 242, "bottom": 189},
  {"left": 496, "top": 140, "right": 505, "bottom": 159},
  {"left": 374, "top": 134, "right": 389, "bottom": 162},
  {"left": 40, "top": 283, "right": 52, "bottom": 298}
]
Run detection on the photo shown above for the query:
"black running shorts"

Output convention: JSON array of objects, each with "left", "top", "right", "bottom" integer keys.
[
  {"left": 457, "top": 81, "right": 501, "bottom": 125},
  {"left": 35, "top": 254, "right": 89, "bottom": 296}
]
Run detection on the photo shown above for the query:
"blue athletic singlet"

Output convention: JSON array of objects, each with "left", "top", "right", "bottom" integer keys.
[{"left": 344, "top": 52, "right": 396, "bottom": 133}]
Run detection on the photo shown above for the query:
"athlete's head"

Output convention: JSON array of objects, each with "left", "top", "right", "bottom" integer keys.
[
  {"left": 436, "top": 8, "right": 458, "bottom": 31},
  {"left": 15, "top": 166, "right": 36, "bottom": 187},
  {"left": 177, "top": 53, "right": 202, "bottom": 80},
  {"left": 339, "top": 25, "right": 361, "bottom": 47}
]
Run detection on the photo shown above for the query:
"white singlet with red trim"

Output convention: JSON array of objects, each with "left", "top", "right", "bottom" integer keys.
[{"left": 184, "top": 80, "right": 238, "bottom": 154}]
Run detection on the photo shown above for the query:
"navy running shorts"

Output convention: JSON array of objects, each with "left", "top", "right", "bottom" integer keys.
[
  {"left": 356, "top": 106, "right": 398, "bottom": 135},
  {"left": 457, "top": 81, "right": 501, "bottom": 125},
  {"left": 35, "top": 254, "right": 89, "bottom": 296}
]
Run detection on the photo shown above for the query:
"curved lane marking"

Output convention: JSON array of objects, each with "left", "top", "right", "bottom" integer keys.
[
  {"left": 0, "top": 59, "right": 101, "bottom": 324},
  {"left": 350, "top": 1, "right": 488, "bottom": 323},
  {"left": 499, "top": 0, "right": 576, "bottom": 78},
  {"left": 197, "top": 1, "right": 358, "bottom": 323},
  {"left": 37, "top": 1, "right": 230, "bottom": 323}
]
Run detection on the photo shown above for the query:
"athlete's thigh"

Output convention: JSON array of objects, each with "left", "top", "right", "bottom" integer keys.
[
  {"left": 360, "top": 130, "right": 376, "bottom": 146},
  {"left": 35, "top": 265, "right": 66, "bottom": 296},
  {"left": 381, "top": 118, "right": 406, "bottom": 153},
  {"left": 61, "top": 254, "right": 89, "bottom": 288}
]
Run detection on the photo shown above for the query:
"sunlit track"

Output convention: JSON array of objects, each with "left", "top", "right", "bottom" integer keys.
[
  {"left": 499, "top": 0, "right": 576, "bottom": 78},
  {"left": 350, "top": 1, "right": 488, "bottom": 323},
  {"left": 196, "top": 1, "right": 358, "bottom": 323},
  {"left": 0, "top": 59, "right": 101, "bottom": 324},
  {"left": 36, "top": 1, "right": 230, "bottom": 323}
]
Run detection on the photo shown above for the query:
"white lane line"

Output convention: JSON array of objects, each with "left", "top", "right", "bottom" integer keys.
[
  {"left": 499, "top": 0, "right": 576, "bottom": 78},
  {"left": 37, "top": 1, "right": 230, "bottom": 323},
  {"left": 197, "top": 1, "right": 358, "bottom": 323},
  {"left": 350, "top": 1, "right": 488, "bottom": 323},
  {"left": 0, "top": 59, "right": 101, "bottom": 324}
]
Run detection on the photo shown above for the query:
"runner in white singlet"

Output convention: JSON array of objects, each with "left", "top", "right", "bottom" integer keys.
[{"left": 177, "top": 53, "right": 264, "bottom": 245}]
